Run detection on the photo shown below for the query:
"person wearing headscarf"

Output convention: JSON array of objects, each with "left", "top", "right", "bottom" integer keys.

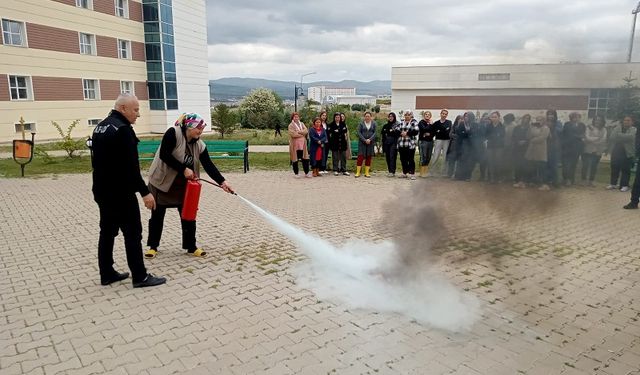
[
  {"left": 145, "top": 113, "right": 235, "bottom": 259},
  {"left": 327, "top": 112, "right": 351, "bottom": 175},
  {"left": 512, "top": 114, "right": 531, "bottom": 188},
  {"left": 454, "top": 111, "right": 476, "bottom": 181},
  {"left": 381, "top": 112, "right": 399, "bottom": 177}
]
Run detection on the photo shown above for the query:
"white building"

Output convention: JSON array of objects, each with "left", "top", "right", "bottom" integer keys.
[
  {"left": 392, "top": 62, "right": 640, "bottom": 121},
  {"left": 307, "top": 86, "right": 356, "bottom": 103},
  {"left": 0, "top": 0, "right": 209, "bottom": 142},
  {"left": 325, "top": 95, "right": 376, "bottom": 106}
]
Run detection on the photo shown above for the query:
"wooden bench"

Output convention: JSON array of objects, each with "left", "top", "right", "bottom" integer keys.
[{"left": 137, "top": 139, "right": 249, "bottom": 173}]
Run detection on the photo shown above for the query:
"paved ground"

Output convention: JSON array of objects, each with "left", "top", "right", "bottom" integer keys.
[{"left": 1, "top": 170, "right": 639, "bottom": 375}]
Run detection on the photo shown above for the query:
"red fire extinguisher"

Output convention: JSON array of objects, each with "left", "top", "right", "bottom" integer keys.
[{"left": 181, "top": 179, "right": 202, "bottom": 221}]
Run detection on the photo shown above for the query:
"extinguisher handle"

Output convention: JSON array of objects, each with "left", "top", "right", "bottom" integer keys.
[{"left": 197, "top": 178, "right": 237, "bottom": 195}]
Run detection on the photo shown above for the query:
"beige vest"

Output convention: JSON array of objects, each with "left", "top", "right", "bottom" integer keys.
[{"left": 148, "top": 126, "right": 206, "bottom": 192}]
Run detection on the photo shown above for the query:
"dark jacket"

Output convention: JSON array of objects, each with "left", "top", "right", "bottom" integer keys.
[
  {"left": 381, "top": 121, "right": 399, "bottom": 145},
  {"left": 91, "top": 110, "right": 149, "bottom": 200},
  {"left": 418, "top": 120, "right": 436, "bottom": 142},
  {"left": 433, "top": 119, "right": 452, "bottom": 140},
  {"left": 511, "top": 123, "right": 530, "bottom": 155},
  {"left": 561, "top": 121, "right": 586, "bottom": 155},
  {"left": 486, "top": 122, "right": 506, "bottom": 149},
  {"left": 308, "top": 126, "right": 328, "bottom": 159},
  {"left": 327, "top": 121, "right": 348, "bottom": 151}
]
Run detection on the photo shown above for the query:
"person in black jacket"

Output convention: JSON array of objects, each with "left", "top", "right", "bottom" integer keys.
[
  {"left": 417, "top": 111, "right": 435, "bottom": 177},
  {"left": 561, "top": 112, "right": 586, "bottom": 186},
  {"left": 381, "top": 112, "right": 399, "bottom": 177},
  {"left": 327, "top": 112, "right": 350, "bottom": 176},
  {"left": 624, "top": 116, "right": 640, "bottom": 209},
  {"left": 485, "top": 111, "right": 506, "bottom": 183},
  {"left": 91, "top": 94, "right": 166, "bottom": 288},
  {"left": 432, "top": 109, "right": 452, "bottom": 176}
]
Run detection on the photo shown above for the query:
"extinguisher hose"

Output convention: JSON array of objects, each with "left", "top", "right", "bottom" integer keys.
[{"left": 196, "top": 178, "right": 237, "bottom": 195}]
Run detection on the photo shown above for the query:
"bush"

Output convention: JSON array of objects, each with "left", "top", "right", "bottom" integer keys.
[{"left": 51, "top": 120, "right": 84, "bottom": 158}]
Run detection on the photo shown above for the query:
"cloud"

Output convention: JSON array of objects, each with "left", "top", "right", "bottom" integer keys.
[{"left": 205, "top": 0, "right": 636, "bottom": 81}]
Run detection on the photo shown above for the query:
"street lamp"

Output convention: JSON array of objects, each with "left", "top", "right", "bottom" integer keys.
[
  {"left": 294, "top": 72, "right": 316, "bottom": 112},
  {"left": 628, "top": 2, "right": 640, "bottom": 63}
]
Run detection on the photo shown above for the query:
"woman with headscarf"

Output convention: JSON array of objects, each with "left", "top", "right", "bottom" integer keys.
[
  {"left": 355, "top": 111, "right": 377, "bottom": 178},
  {"left": 308, "top": 117, "right": 328, "bottom": 177},
  {"left": 397, "top": 110, "right": 420, "bottom": 180},
  {"left": 288, "top": 112, "right": 311, "bottom": 178},
  {"left": 454, "top": 112, "right": 476, "bottom": 181},
  {"left": 144, "top": 113, "right": 235, "bottom": 259},
  {"left": 446, "top": 114, "right": 463, "bottom": 178},
  {"left": 381, "top": 112, "right": 399, "bottom": 177},
  {"left": 328, "top": 112, "right": 351, "bottom": 175}
]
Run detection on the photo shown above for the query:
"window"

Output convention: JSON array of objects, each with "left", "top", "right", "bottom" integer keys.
[
  {"left": 478, "top": 73, "right": 511, "bottom": 81},
  {"left": 588, "top": 89, "right": 619, "bottom": 119},
  {"left": 83, "top": 79, "right": 100, "bottom": 100},
  {"left": 8, "top": 75, "right": 32, "bottom": 100},
  {"left": 76, "top": 0, "right": 92, "bottom": 9},
  {"left": 2, "top": 19, "right": 26, "bottom": 47},
  {"left": 79, "top": 33, "right": 96, "bottom": 55},
  {"left": 120, "top": 81, "right": 134, "bottom": 95},
  {"left": 88, "top": 119, "right": 101, "bottom": 126},
  {"left": 115, "top": 0, "right": 129, "bottom": 18},
  {"left": 14, "top": 122, "right": 36, "bottom": 133},
  {"left": 118, "top": 39, "right": 131, "bottom": 59}
]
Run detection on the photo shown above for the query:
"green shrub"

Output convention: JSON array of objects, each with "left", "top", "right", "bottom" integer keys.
[{"left": 51, "top": 120, "right": 85, "bottom": 158}]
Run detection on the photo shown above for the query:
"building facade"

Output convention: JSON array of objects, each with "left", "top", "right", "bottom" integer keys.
[
  {"left": 307, "top": 86, "right": 356, "bottom": 103},
  {"left": 0, "top": 0, "right": 209, "bottom": 142},
  {"left": 324, "top": 95, "right": 376, "bottom": 107},
  {"left": 392, "top": 63, "right": 640, "bottom": 121}
]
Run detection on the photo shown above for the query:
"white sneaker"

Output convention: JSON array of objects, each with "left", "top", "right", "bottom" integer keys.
[
  {"left": 294, "top": 174, "right": 301, "bottom": 179},
  {"left": 305, "top": 173, "right": 313, "bottom": 178},
  {"left": 410, "top": 175, "right": 417, "bottom": 180},
  {"left": 621, "top": 186, "right": 630, "bottom": 192},
  {"left": 398, "top": 174, "right": 407, "bottom": 179},
  {"left": 606, "top": 184, "right": 617, "bottom": 190},
  {"left": 342, "top": 171, "right": 350, "bottom": 176},
  {"left": 334, "top": 171, "right": 339, "bottom": 176}
]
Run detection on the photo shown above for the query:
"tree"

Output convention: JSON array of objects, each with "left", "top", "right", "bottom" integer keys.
[
  {"left": 239, "top": 88, "right": 281, "bottom": 129},
  {"left": 351, "top": 104, "right": 367, "bottom": 112},
  {"left": 608, "top": 73, "right": 640, "bottom": 122},
  {"left": 51, "top": 120, "right": 84, "bottom": 158},
  {"left": 210, "top": 104, "right": 238, "bottom": 138}
]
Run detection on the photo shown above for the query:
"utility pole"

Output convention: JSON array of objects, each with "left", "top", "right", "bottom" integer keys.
[
  {"left": 628, "top": 2, "right": 640, "bottom": 63},
  {"left": 295, "top": 72, "right": 315, "bottom": 112}
]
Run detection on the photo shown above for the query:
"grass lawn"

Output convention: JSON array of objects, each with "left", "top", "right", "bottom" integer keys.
[{"left": 0, "top": 152, "right": 292, "bottom": 178}]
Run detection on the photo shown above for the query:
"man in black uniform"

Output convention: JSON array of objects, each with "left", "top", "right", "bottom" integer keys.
[{"left": 92, "top": 94, "right": 166, "bottom": 287}]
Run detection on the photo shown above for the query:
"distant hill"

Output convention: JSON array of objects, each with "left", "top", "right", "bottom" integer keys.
[{"left": 210, "top": 77, "right": 391, "bottom": 101}]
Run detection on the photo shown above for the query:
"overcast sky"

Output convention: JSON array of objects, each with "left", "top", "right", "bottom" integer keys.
[{"left": 206, "top": 0, "right": 637, "bottom": 82}]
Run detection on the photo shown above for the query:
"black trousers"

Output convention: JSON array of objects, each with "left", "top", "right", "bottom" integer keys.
[
  {"left": 96, "top": 195, "right": 147, "bottom": 283},
  {"left": 332, "top": 149, "right": 348, "bottom": 172},
  {"left": 147, "top": 205, "right": 197, "bottom": 252},
  {"left": 383, "top": 142, "right": 397, "bottom": 173},
  {"left": 581, "top": 153, "right": 601, "bottom": 182},
  {"left": 398, "top": 147, "right": 416, "bottom": 175},
  {"left": 562, "top": 150, "right": 581, "bottom": 184},
  {"left": 513, "top": 151, "right": 529, "bottom": 183},
  {"left": 292, "top": 150, "right": 309, "bottom": 175},
  {"left": 631, "top": 159, "right": 640, "bottom": 204}
]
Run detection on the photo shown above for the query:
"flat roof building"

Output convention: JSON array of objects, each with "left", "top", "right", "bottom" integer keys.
[
  {"left": 0, "top": 0, "right": 209, "bottom": 142},
  {"left": 392, "top": 62, "right": 640, "bottom": 121}
]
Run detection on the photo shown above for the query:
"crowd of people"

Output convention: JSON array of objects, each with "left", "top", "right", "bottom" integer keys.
[{"left": 287, "top": 108, "right": 640, "bottom": 209}]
